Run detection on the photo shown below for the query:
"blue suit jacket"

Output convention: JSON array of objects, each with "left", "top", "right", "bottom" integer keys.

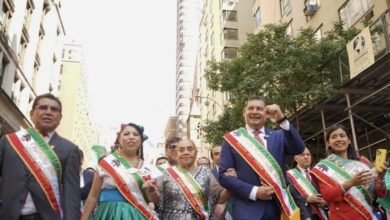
[{"left": 218, "top": 125, "right": 305, "bottom": 220}]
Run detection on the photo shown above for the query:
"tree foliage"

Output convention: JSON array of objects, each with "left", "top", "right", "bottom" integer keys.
[{"left": 203, "top": 22, "right": 358, "bottom": 145}]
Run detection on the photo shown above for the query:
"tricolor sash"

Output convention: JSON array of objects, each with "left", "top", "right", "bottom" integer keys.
[
  {"left": 7, "top": 128, "right": 63, "bottom": 217},
  {"left": 287, "top": 169, "right": 328, "bottom": 220},
  {"left": 224, "top": 128, "right": 299, "bottom": 220},
  {"left": 164, "top": 166, "right": 209, "bottom": 220},
  {"left": 214, "top": 202, "right": 233, "bottom": 220},
  {"left": 99, "top": 152, "right": 158, "bottom": 220},
  {"left": 311, "top": 155, "right": 377, "bottom": 220}
]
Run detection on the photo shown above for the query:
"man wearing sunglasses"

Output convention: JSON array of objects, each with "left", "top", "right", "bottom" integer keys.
[{"left": 0, "top": 93, "right": 80, "bottom": 220}]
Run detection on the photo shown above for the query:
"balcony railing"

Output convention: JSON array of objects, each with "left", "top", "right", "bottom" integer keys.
[{"left": 338, "top": 9, "right": 390, "bottom": 83}]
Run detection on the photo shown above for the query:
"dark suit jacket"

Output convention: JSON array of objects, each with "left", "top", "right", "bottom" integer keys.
[
  {"left": 287, "top": 168, "right": 326, "bottom": 220},
  {"left": 0, "top": 132, "right": 81, "bottom": 220},
  {"left": 81, "top": 169, "right": 94, "bottom": 201},
  {"left": 219, "top": 125, "right": 305, "bottom": 220}
]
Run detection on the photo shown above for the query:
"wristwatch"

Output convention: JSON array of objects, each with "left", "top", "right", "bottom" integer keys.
[{"left": 276, "top": 116, "right": 287, "bottom": 124}]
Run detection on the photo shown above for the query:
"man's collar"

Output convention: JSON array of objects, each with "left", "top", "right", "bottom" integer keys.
[
  {"left": 46, "top": 131, "right": 55, "bottom": 139},
  {"left": 297, "top": 165, "right": 310, "bottom": 172},
  {"left": 245, "top": 124, "right": 265, "bottom": 133}
]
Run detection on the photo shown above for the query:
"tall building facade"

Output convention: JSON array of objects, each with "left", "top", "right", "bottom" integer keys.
[
  {"left": 176, "top": 0, "right": 203, "bottom": 137},
  {"left": 57, "top": 41, "right": 98, "bottom": 167},
  {"left": 253, "top": 0, "right": 388, "bottom": 37},
  {"left": 188, "top": 0, "right": 254, "bottom": 154},
  {"left": 0, "top": 0, "right": 65, "bottom": 137}
]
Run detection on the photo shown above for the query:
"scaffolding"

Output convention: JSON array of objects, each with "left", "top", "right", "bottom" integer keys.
[{"left": 291, "top": 10, "right": 390, "bottom": 162}]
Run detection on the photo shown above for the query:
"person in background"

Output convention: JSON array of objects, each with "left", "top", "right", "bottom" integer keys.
[
  {"left": 287, "top": 147, "right": 328, "bottom": 220},
  {"left": 197, "top": 156, "right": 211, "bottom": 168},
  {"left": 165, "top": 136, "right": 181, "bottom": 166},
  {"left": 311, "top": 124, "right": 387, "bottom": 220},
  {"left": 79, "top": 149, "right": 95, "bottom": 202},
  {"left": 156, "top": 156, "right": 169, "bottom": 166},
  {"left": 211, "top": 145, "right": 235, "bottom": 220},
  {"left": 219, "top": 96, "right": 305, "bottom": 220},
  {"left": 158, "top": 139, "right": 221, "bottom": 219},
  {"left": 0, "top": 93, "right": 81, "bottom": 220},
  {"left": 82, "top": 123, "right": 161, "bottom": 220}
]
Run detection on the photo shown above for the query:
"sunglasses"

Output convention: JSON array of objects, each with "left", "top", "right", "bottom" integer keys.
[
  {"left": 167, "top": 144, "right": 177, "bottom": 149},
  {"left": 35, "top": 105, "right": 61, "bottom": 113}
]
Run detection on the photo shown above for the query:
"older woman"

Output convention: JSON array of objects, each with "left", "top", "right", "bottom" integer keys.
[
  {"left": 82, "top": 123, "right": 160, "bottom": 220},
  {"left": 311, "top": 124, "right": 387, "bottom": 220},
  {"left": 158, "top": 139, "right": 221, "bottom": 219}
]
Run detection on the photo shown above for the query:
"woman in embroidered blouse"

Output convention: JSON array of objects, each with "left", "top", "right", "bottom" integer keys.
[
  {"left": 157, "top": 139, "right": 222, "bottom": 220},
  {"left": 311, "top": 124, "right": 387, "bottom": 220},
  {"left": 82, "top": 123, "right": 160, "bottom": 220}
]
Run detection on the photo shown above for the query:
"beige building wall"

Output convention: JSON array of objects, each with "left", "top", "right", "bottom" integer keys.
[
  {"left": 189, "top": 0, "right": 254, "bottom": 153},
  {"left": 253, "top": 0, "right": 389, "bottom": 37},
  {"left": 0, "top": 0, "right": 65, "bottom": 136},
  {"left": 57, "top": 42, "right": 98, "bottom": 167}
]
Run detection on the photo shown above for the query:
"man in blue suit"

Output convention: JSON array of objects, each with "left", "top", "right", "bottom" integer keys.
[{"left": 219, "top": 96, "right": 305, "bottom": 220}]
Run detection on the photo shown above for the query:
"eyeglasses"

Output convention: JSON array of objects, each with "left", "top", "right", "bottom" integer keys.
[
  {"left": 35, "top": 105, "right": 61, "bottom": 113},
  {"left": 167, "top": 144, "right": 177, "bottom": 149}
]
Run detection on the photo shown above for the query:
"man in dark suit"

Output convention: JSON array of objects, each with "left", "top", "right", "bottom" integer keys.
[
  {"left": 0, "top": 93, "right": 80, "bottom": 220},
  {"left": 219, "top": 96, "right": 305, "bottom": 220},
  {"left": 288, "top": 147, "right": 327, "bottom": 220}
]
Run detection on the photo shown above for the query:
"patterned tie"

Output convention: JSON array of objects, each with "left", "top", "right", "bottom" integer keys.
[
  {"left": 305, "top": 169, "right": 312, "bottom": 182},
  {"left": 253, "top": 130, "right": 266, "bottom": 147}
]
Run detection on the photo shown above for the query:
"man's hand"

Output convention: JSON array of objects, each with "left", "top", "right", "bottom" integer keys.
[
  {"left": 307, "top": 194, "right": 327, "bottom": 207},
  {"left": 256, "top": 185, "right": 275, "bottom": 200},
  {"left": 224, "top": 168, "right": 237, "bottom": 177},
  {"left": 265, "top": 104, "right": 284, "bottom": 122}
]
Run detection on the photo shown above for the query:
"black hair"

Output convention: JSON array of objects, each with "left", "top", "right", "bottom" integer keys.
[
  {"left": 32, "top": 93, "right": 62, "bottom": 113},
  {"left": 244, "top": 96, "right": 267, "bottom": 108},
  {"left": 325, "top": 124, "right": 358, "bottom": 160},
  {"left": 155, "top": 156, "right": 168, "bottom": 165},
  {"left": 116, "top": 123, "right": 148, "bottom": 160},
  {"left": 165, "top": 136, "right": 181, "bottom": 148}
]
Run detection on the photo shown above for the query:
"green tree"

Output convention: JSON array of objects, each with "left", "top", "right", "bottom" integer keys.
[{"left": 203, "top": 22, "right": 358, "bottom": 145}]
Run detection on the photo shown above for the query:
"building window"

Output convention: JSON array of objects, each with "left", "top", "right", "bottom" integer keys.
[
  {"left": 222, "top": 10, "right": 237, "bottom": 22},
  {"left": 0, "top": 57, "right": 9, "bottom": 86},
  {"left": 222, "top": 47, "right": 238, "bottom": 60},
  {"left": 286, "top": 20, "right": 293, "bottom": 37},
  {"left": 223, "top": 28, "right": 238, "bottom": 40},
  {"left": 0, "top": 0, "right": 15, "bottom": 32},
  {"left": 255, "top": 8, "right": 261, "bottom": 27},
  {"left": 280, "top": 0, "right": 292, "bottom": 17},
  {"left": 19, "top": 33, "right": 28, "bottom": 64},
  {"left": 339, "top": 0, "right": 373, "bottom": 29},
  {"left": 24, "top": 0, "right": 35, "bottom": 29},
  {"left": 223, "top": 91, "right": 230, "bottom": 102},
  {"left": 313, "top": 25, "right": 322, "bottom": 41}
]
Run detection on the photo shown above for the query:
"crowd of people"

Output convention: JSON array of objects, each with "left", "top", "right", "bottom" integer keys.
[{"left": 0, "top": 93, "right": 388, "bottom": 220}]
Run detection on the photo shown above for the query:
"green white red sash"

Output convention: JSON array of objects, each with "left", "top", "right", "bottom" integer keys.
[
  {"left": 164, "top": 166, "right": 209, "bottom": 220},
  {"left": 99, "top": 152, "right": 157, "bottom": 220},
  {"left": 7, "top": 128, "right": 63, "bottom": 217},
  {"left": 214, "top": 202, "right": 233, "bottom": 220},
  {"left": 311, "top": 156, "right": 377, "bottom": 220},
  {"left": 224, "top": 128, "right": 299, "bottom": 220},
  {"left": 287, "top": 168, "right": 328, "bottom": 220}
]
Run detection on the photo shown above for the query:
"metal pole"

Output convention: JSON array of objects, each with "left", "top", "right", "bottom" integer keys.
[
  {"left": 320, "top": 109, "right": 327, "bottom": 159},
  {"left": 346, "top": 94, "right": 359, "bottom": 156}
]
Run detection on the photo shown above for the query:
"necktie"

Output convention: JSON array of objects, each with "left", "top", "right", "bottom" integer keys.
[
  {"left": 305, "top": 169, "right": 312, "bottom": 182},
  {"left": 39, "top": 131, "right": 48, "bottom": 137},
  {"left": 253, "top": 130, "right": 265, "bottom": 147}
]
